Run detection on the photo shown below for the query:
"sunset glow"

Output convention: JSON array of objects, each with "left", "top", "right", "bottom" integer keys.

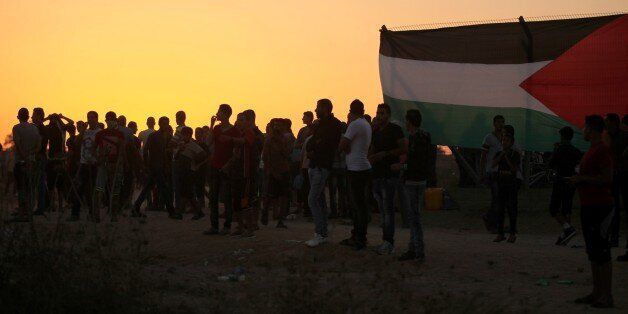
[{"left": 1, "top": 0, "right": 625, "bottom": 140}]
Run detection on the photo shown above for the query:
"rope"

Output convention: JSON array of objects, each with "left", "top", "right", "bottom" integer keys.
[{"left": 386, "top": 12, "right": 627, "bottom": 32}]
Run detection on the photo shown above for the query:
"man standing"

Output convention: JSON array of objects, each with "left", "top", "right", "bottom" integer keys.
[
  {"left": 69, "top": 111, "right": 101, "bottom": 221},
  {"left": 263, "top": 119, "right": 293, "bottom": 229},
  {"left": 32, "top": 108, "right": 49, "bottom": 215},
  {"left": 134, "top": 117, "right": 180, "bottom": 219},
  {"left": 368, "top": 103, "right": 406, "bottom": 254},
  {"left": 204, "top": 104, "right": 238, "bottom": 235},
  {"left": 338, "top": 99, "right": 372, "bottom": 250},
  {"left": 11, "top": 108, "right": 41, "bottom": 222},
  {"left": 571, "top": 115, "right": 614, "bottom": 308},
  {"left": 391, "top": 109, "right": 431, "bottom": 261},
  {"left": 305, "top": 99, "right": 342, "bottom": 247},
  {"left": 94, "top": 111, "right": 126, "bottom": 222},
  {"left": 138, "top": 117, "right": 156, "bottom": 153},
  {"left": 617, "top": 114, "right": 628, "bottom": 262},
  {"left": 603, "top": 113, "right": 627, "bottom": 248},
  {"left": 480, "top": 115, "right": 506, "bottom": 233},
  {"left": 548, "top": 126, "right": 582, "bottom": 245}
]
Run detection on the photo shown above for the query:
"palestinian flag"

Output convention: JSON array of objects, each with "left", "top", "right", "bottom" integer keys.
[{"left": 379, "top": 14, "right": 628, "bottom": 151}]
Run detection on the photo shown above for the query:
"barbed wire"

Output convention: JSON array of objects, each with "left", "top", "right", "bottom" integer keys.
[{"left": 386, "top": 12, "right": 627, "bottom": 32}]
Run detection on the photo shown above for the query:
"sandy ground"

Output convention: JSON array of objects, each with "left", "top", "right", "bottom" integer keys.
[
  {"left": 90, "top": 205, "right": 626, "bottom": 314},
  {"left": 2, "top": 181, "right": 626, "bottom": 313}
]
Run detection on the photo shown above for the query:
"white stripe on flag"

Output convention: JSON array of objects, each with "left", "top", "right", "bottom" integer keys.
[{"left": 379, "top": 54, "right": 556, "bottom": 115}]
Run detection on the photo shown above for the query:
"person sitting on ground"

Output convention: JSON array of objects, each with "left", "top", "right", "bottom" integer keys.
[{"left": 548, "top": 126, "right": 581, "bottom": 246}]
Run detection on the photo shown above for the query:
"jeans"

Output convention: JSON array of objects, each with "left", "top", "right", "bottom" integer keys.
[
  {"left": 35, "top": 158, "right": 47, "bottom": 213},
  {"left": 484, "top": 172, "right": 499, "bottom": 230},
  {"left": 308, "top": 167, "right": 330, "bottom": 237},
  {"left": 497, "top": 182, "right": 519, "bottom": 235},
  {"left": 347, "top": 170, "right": 371, "bottom": 244},
  {"left": 372, "top": 177, "right": 399, "bottom": 245},
  {"left": 71, "top": 164, "right": 97, "bottom": 217},
  {"left": 404, "top": 181, "right": 426, "bottom": 256},
  {"left": 14, "top": 162, "right": 35, "bottom": 215},
  {"left": 134, "top": 168, "right": 174, "bottom": 214},
  {"left": 210, "top": 168, "right": 232, "bottom": 230},
  {"left": 610, "top": 171, "right": 627, "bottom": 245},
  {"left": 328, "top": 168, "right": 348, "bottom": 216}
]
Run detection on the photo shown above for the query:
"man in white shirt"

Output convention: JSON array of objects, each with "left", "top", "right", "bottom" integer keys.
[
  {"left": 480, "top": 115, "right": 505, "bottom": 232},
  {"left": 338, "top": 99, "right": 372, "bottom": 250},
  {"left": 138, "top": 117, "right": 156, "bottom": 152}
]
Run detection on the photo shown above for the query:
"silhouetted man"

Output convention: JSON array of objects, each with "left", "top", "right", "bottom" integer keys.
[
  {"left": 338, "top": 99, "right": 372, "bottom": 250},
  {"left": 572, "top": 115, "right": 614, "bottom": 308},
  {"left": 368, "top": 103, "right": 406, "bottom": 254},
  {"left": 480, "top": 115, "right": 505, "bottom": 232},
  {"left": 69, "top": 111, "right": 101, "bottom": 221},
  {"left": 305, "top": 99, "right": 342, "bottom": 247},
  {"left": 11, "top": 108, "right": 41, "bottom": 222},
  {"left": 134, "top": 117, "right": 180, "bottom": 219},
  {"left": 204, "top": 104, "right": 238, "bottom": 235}
]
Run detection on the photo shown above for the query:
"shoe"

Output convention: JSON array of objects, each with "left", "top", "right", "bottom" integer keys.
[
  {"left": 340, "top": 237, "right": 367, "bottom": 250},
  {"left": 230, "top": 228, "right": 244, "bottom": 236},
  {"left": 276, "top": 220, "right": 287, "bottom": 229},
  {"left": 376, "top": 241, "right": 394, "bottom": 255},
  {"left": 306, "top": 234, "right": 328, "bottom": 247},
  {"left": 8, "top": 216, "right": 31, "bottom": 223},
  {"left": 617, "top": 252, "right": 628, "bottom": 262},
  {"left": 131, "top": 211, "right": 147, "bottom": 218},
  {"left": 340, "top": 237, "right": 357, "bottom": 247},
  {"left": 168, "top": 213, "right": 183, "bottom": 220},
  {"left": 609, "top": 238, "right": 619, "bottom": 248},
  {"left": 590, "top": 296, "right": 614, "bottom": 308},
  {"left": 241, "top": 230, "right": 255, "bottom": 238},
  {"left": 493, "top": 234, "right": 506, "bottom": 242},
  {"left": 66, "top": 215, "right": 80, "bottom": 222},
  {"left": 574, "top": 294, "right": 596, "bottom": 304},
  {"left": 398, "top": 251, "right": 425, "bottom": 262},
  {"left": 507, "top": 234, "right": 517, "bottom": 243},
  {"left": 191, "top": 211, "right": 205, "bottom": 220},
  {"left": 203, "top": 228, "right": 219, "bottom": 235},
  {"left": 556, "top": 227, "right": 576, "bottom": 246},
  {"left": 398, "top": 251, "right": 418, "bottom": 261},
  {"left": 220, "top": 227, "right": 231, "bottom": 235}
]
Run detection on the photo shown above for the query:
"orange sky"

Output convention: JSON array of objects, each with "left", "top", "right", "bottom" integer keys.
[{"left": 1, "top": 0, "right": 625, "bottom": 142}]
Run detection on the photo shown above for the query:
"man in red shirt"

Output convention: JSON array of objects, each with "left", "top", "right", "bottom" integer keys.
[
  {"left": 570, "top": 115, "right": 614, "bottom": 308},
  {"left": 204, "top": 104, "right": 239, "bottom": 235},
  {"left": 94, "top": 111, "right": 126, "bottom": 222}
]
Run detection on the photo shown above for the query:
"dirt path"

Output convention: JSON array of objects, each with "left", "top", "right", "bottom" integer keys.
[{"left": 131, "top": 212, "right": 627, "bottom": 313}]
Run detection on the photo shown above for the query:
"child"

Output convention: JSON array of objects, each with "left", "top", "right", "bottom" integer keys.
[
  {"left": 492, "top": 132, "right": 521, "bottom": 243},
  {"left": 548, "top": 126, "right": 582, "bottom": 245}
]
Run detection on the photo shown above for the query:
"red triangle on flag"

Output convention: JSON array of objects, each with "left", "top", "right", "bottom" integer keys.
[{"left": 520, "top": 15, "right": 628, "bottom": 128}]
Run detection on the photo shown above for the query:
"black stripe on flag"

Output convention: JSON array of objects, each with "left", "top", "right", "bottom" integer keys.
[{"left": 380, "top": 14, "right": 624, "bottom": 64}]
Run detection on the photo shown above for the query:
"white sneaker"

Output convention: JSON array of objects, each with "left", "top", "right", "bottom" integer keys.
[
  {"left": 306, "top": 234, "right": 328, "bottom": 247},
  {"left": 376, "top": 241, "right": 394, "bottom": 255}
]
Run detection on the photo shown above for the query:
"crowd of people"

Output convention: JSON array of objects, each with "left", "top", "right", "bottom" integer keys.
[{"left": 5, "top": 101, "right": 627, "bottom": 308}]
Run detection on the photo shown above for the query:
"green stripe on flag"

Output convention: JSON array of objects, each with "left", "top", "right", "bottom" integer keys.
[{"left": 384, "top": 95, "right": 587, "bottom": 152}]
